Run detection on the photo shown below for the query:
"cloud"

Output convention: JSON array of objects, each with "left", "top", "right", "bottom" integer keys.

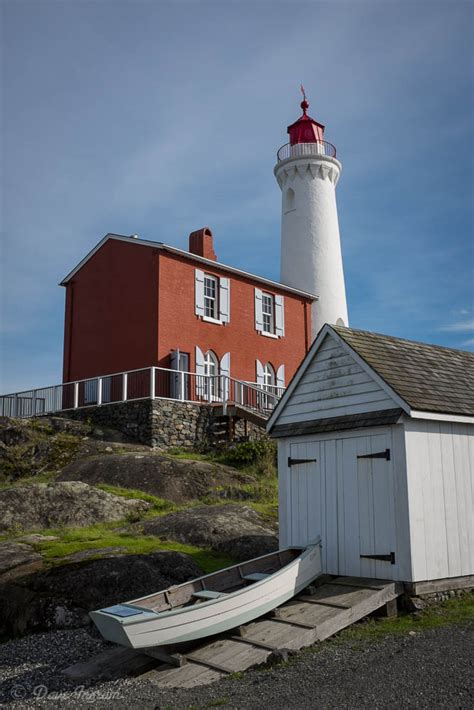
[
  {"left": 439, "top": 320, "right": 474, "bottom": 333},
  {"left": 1, "top": 0, "right": 472, "bottom": 390},
  {"left": 462, "top": 338, "right": 474, "bottom": 347}
]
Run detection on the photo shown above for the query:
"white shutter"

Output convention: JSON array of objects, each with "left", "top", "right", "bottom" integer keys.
[
  {"left": 256, "top": 359, "right": 265, "bottom": 386},
  {"left": 275, "top": 295, "right": 285, "bottom": 337},
  {"left": 195, "top": 346, "right": 205, "bottom": 396},
  {"left": 195, "top": 269, "right": 205, "bottom": 317},
  {"left": 219, "top": 277, "right": 230, "bottom": 323},
  {"left": 220, "top": 352, "right": 231, "bottom": 401},
  {"left": 276, "top": 364, "right": 285, "bottom": 393},
  {"left": 255, "top": 288, "right": 263, "bottom": 332}
]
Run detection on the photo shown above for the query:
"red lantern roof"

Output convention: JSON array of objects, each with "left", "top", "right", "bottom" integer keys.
[{"left": 287, "top": 90, "right": 325, "bottom": 146}]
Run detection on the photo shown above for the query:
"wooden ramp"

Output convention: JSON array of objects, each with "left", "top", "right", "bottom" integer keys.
[{"left": 64, "top": 576, "right": 401, "bottom": 689}]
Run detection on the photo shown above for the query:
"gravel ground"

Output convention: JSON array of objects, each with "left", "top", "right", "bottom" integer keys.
[{"left": 0, "top": 622, "right": 472, "bottom": 709}]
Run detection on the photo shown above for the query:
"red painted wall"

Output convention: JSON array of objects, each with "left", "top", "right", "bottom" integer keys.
[
  {"left": 157, "top": 251, "right": 310, "bottom": 383},
  {"left": 62, "top": 238, "right": 312, "bottom": 387},
  {"left": 63, "top": 239, "right": 159, "bottom": 382}
]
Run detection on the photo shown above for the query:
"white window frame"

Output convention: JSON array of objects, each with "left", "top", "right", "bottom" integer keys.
[
  {"left": 262, "top": 292, "right": 275, "bottom": 335},
  {"left": 204, "top": 274, "right": 218, "bottom": 320},
  {"left": 263, "top": 362, "right": 276, "bottom": 391},
  {"left": 204, "top": 350, "right": 219, "bottom": 400}
]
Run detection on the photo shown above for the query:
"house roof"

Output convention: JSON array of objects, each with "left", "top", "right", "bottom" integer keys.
[
  {"left": 59, "top": 233, "right": 318, "bottom": 300},
  {"left": 268, "top": 324, "right": 474, "bottom": 433},
  {"left": 332, "top": 325, "right": 474, "bottom": 417}
]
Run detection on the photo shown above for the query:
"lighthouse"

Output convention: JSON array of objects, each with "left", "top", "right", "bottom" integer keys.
[{"left": 274, "top": 91, "right": 348, "bottom": 339}]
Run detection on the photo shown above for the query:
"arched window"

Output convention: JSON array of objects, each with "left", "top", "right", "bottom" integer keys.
[
  {"left": 285, "top": 188, "right": 295, "bottom": 213},
  {"left": 263, "top": 362, "right": 275, "bottom": 391},
  {"left": 204, "top": 350, "right": 219, "bottom": 399}
]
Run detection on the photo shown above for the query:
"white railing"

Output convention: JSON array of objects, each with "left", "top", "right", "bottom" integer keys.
[
  {"left": 276, "top": 140, "right": 337, "bottom": 162},
  {"left": 0, "top": 367, "right": 284, "bottom": 420}
]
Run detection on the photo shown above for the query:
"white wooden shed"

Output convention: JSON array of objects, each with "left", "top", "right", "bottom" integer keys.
[{"left": 267, "top": 325, "right": 474, "bottom": 591}]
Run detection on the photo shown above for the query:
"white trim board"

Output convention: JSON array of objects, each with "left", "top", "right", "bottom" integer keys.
[
  {"left": 408, "top": 411, "right": 474, "bottom": 425},
  {"left": 59, "top": 233, "right": 318, "bottom": 300}
]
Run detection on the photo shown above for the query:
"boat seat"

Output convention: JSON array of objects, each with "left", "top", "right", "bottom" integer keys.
[
  {"left": 192, "top": 590, "right": 226, "bottom": 600},
  {"left": 242, "top": 573, "right": 271, "bottom": 582}
]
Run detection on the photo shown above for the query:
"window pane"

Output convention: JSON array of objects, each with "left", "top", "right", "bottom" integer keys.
[
  {"left": 204, "top": 275, "right": 217, "bottom": 319},
  {"left": 262, "top": 293, "right": 274, "bottom": 333}
]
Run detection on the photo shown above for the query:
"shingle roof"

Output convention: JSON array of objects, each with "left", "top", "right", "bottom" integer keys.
[{"left": 332, "top": 325, "right": 474, "bottom": 417}]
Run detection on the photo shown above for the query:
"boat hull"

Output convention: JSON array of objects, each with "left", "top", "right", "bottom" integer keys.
[{"left": 90, "top": 543, "right": 322, "bottom": 649}]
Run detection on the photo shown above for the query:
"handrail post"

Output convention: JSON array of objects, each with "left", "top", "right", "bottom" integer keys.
[
  {"left": 32, "top": 389, "right": 37, "bottom": 417},
  {"left": 122, "top": 372, "right": 128, "bottom": 401},
  {"left": 150, "top": 367, "right": 156, "bottom": 400},
  {"left": 13, "top": 394, "right": 19, "bottom": 418},
  {"left": 207, "top": 376, "right": 212, "bottom": 404},
  {"left": 180, "top": 370, "right": 185, "bottom": 401},
  {"left": 73, "top": 382, "right": 79, "bottom": 409},
  {"left": 97, "top": 377, "right": 103, "bottom": 406}
]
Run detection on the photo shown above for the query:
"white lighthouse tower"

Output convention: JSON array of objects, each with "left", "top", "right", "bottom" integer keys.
[{"left": 275, "top": 91, "right": 348, "bottom": 339}]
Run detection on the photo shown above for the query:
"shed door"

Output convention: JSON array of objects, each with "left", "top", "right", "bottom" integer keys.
[
  {"left": 286, "top": 431, "right": 397, "bottom": 580},
  {"left": 340, "top": 431, "right": 397, "bottom": 579},
  {"left": 287, "top": 441, "right": 321, "bottom": 548}
]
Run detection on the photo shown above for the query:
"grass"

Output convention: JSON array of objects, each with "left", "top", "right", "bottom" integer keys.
[
  {"left": 95, "top": 483, "right": 180, "bottom": 516},
  {"left": 0, "top": 470, "right": 57, "bottom": 489},
  {"left": 333, "top": 594, "right": 474, "bottom": 645},
  {"left": 167, "top": 447, "right": 214, "bottom": 462},
  {"left": 31, "top": 522, "right": 236, "bottom": 573}
]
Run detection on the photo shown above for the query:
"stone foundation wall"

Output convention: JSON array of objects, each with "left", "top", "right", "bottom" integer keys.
[
  {"left": 55, "top": 400, "right": 155, "bottom": 444},
  {"left": 150, "top": 400, "right": 213, "bottom": 448},
  {"left": 53, "top": 398, "right": 268, "bottom": 449},
  {"left": 234, "top": 418, "right": 269, "bottom": 442}
]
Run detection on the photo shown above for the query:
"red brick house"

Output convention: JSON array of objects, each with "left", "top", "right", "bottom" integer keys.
[{"left": 60, "top": 228, "right": 315, "bottom": 402}]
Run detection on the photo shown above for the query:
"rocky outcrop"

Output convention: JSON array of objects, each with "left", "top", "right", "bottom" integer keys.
[
  {"left": 0, "top": 542, "right": 44, "bottom": 583},
  {"left": 0, "top": 482, "right": 150, "bottom": 533},
  {"left": 0, "top": 416, "right": 148, "bottom": 483},
  {"left": 143, "top": 504, "right": 278, "bottom": 561},
  {"left": 0, "top": 551, "right": 203, "bottom": 638},
  {"left": 58, "top": 453, "right": 254, "bottom": 503}
]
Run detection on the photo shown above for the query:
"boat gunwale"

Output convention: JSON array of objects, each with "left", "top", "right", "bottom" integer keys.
[{"left": 92, "top": 540, "right": 321, "bottom": 627}]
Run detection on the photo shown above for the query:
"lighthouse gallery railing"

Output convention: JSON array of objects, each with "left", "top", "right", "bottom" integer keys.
[{"left": 276, "top": 140, "right": 337, "bottom": 162}]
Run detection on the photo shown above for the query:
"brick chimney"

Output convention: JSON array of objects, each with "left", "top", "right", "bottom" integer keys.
[{"left": 189, "top": 227, "right": 217, "bottom": 261}]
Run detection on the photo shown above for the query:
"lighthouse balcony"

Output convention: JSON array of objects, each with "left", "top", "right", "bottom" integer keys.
[{"left": 277, "top": 140, "right": 337, "bottom": 162}]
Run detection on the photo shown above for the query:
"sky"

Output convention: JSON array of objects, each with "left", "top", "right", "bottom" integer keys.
[{"left": 1, "top": 0, "right": 473, "bottom": 393}]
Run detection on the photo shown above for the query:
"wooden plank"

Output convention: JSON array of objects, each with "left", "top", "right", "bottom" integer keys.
[
  {"left": 269, "top": 616, "right": 319, "bottom": 630},
  {"left": 183, "top": 637, "right": 268, "bottom": 674},
  {"left": 229, "top": 635, "right": 280, "bottom": 652},
  {"left": 331, "top": 577, "right": 391, "bottom": 591},
  {"left": 297, "top": 596, "right": 350, "bottom": 610},
  {"left": 62, "top": 647, "right": 158, "bottom": 681},
  {"left": 235, "top": 618, "right": 310, "bottom": 649},
  {"left": 185, "top": 655, "right": 235, "bottom": 675},
  {"left": 142, "top": 648, "right": 186, "bottom": 667},
  {"left": 150, "top": 662, "right": 222, "bottom": 688},
  {"left": 405, "top": 574, "right": 474, "bottom": 596},
  {"left": 313, "top": 582, "right": 400, "bottom": 642}
]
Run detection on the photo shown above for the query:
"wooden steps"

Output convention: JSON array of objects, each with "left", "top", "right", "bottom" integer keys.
[{"left": 64, "top": 576, "right": 401, "bottom": 688}]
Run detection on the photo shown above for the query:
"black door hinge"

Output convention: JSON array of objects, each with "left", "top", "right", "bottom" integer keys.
[
  {"left": 360, "top": 552, "right": 396, "bottom": 564},
  {"left": 288, "top": 457, "right": 317, "bottom": 468},
  {"left": 357, "top": 449, "right": 390, "bottom": 461}
]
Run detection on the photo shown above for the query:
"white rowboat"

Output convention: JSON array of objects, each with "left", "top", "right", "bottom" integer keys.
[{"left": 90, "top": 540, "right": 322, "bottom": 649}]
